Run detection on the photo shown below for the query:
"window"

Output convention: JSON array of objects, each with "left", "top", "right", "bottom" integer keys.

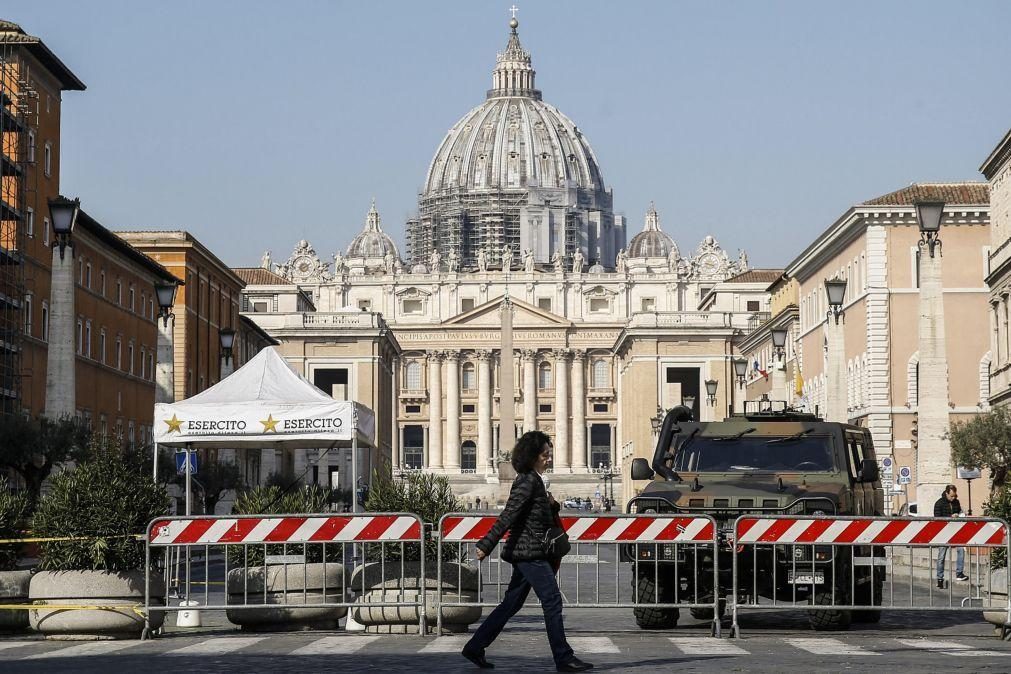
[
  {"left": 252, "top": 301, "right": 269, "bottom": 313},
  {"left": 358, "top": 299, "right": 371, "bottom": 311},
  {"left": 403, "top": 425, "right": 424, "bottom": 469},
  {"left": 640, "top": 297, "right": 655, "bottom": 312},
  {"left": 462, "top": 403, "right": 476, "bottom": 413},
  {"left": 405, "top": 404, "right": 421, "bottom": 414},
  {"left": 149, "top": 298, "right": 154, "bottom": 320},
  {"left": 116, "top": 280, "right": 122, "bottom": 305},
  {"left": 590, "top": 424, "right": 612, "bottom": 469},
  {"left": 461, "top": 441, "right": 477, "bottom": 472},
  {"left": 76, "top": 319, "right": 83, "bottom": 354},
  {"left": 128, "top": 343, "right": 134, "bottom": 375},
  {"left": 461, "top": 298, "right": 475, "bottom": 312},
  {"left": 403, "top": 299, "right": 423, "bottom": 315},
  {"left": 41, "top": 302, "right": 49, "bottom": 341},
  {"left": 23, "top": 294, "right": 32, "bottom": 336},
  {"left": 148, "top": 353, "right": 154, "bottom": 380},
  {"left": 405, "top": 361, "right": 422, "bottom": 390},
  {"left": 27, "top": 129, "right": 35, "bottom": 162},
  {"left": 26, "top": 207, "right": 34, "bottom": 238},
  {"left": 77, "top": 259, "right": 84, "bottom": 284},
  {"left": 84, "top": 320, "right": 91, "bottom": 358},
  {"left": 462, "top": 362, "right": 476, "bottom": 390},
  {"left": 592, "top": 403, "right": 608, "bottom": 413},
  {"left": 538, "top": 403, "right": 553, "bottom": 413},
  {"left": 746, "top": 300, "right": 760, "bottom": 312},
  {"left": 43, "top": 218, "right": 50, "bottom": 246},
  {"left": 129, "top": 286, "right": 135, "bottom": 312},
  {"left": 44, "top": 142, "right": 52, "bottom": 176},
  {"left": 140, "top": 347, "right": 146, "bottom": 378},
  {"left": 591, "top": 359, "right": 608, "bottom": 388},
  {"left": 116, "top": 338, "right": 122, "bottom": 369},
  {"left": 85, "top": 263, "right": 92, "bottom": 289},
  {"left": 537, "top": 297, "right": 552, "bottom": 312},
  {"left": 100, "top": 330, "right": 106, "bottom": 364},
  {"left": 100, "top": 270, "right": 106, "bottom": 297},
  {"left": 589, "top": 297, "right": 608, "bottom": 313},
  {"left": 538, "top": 361, "right": 552, "bottom": 389}
]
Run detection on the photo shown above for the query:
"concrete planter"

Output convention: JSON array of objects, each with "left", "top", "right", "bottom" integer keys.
[
  {"left": 29, "top": 570, "right": 163, "bottom": 640},
  {"left": 350, "top": 560, "right": 482, "bottom": 634},
  {"left": 0, "top": 570, "right": 31, "bottom": 632},
  {"left": 983, "top": 567, "right": 1011, "bottom": 637},
  {"left": 226, "top": 563, "right": 350, "bottom": 631}
]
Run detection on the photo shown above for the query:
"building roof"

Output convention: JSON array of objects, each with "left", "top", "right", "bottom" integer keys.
[
  {"left": 724, "top": 269, "right": 783, "bottom": 284},
  {"left": 861, "top": 182, "right": 989, "bottom": 206},
  {"left": 233, "top": 266, "right": 290, "bottom": 286},
  {"left": 76, "top": 208, "right": 177, "bottom": 284},
  {"left": 0, "top": 20, "right": 85, "bottom": 91},
  {"left": 981, "top": 128, "right": 1011, "bottom": 180},
  {"left": 116, "top": 230, "right": 246, "bottom": 289}
]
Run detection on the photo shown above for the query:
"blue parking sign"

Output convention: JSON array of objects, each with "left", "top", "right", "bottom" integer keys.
[{"left": 175, "top": 451, "right": 198, "bottom": 475}]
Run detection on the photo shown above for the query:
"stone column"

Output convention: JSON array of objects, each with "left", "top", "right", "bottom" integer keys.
[
  {"left": 570, "top": 350, "right": 587, "bottom": 471},
  {"left": 553, "top": 349, "right": 570, "bottom": 472},
  {"left": 45, "top": 246, "right": 76, "bottom": 418},
  {"left": 477, "top": 350, "right": 493, "bottom": 474},
  {"left": 916, "top": 247, "right": 952, "bottom": 507},
  {"left": 522, "top": 349, "right": 538, "bottom": 432},
  {"left": 771, "top": 350, "right": 788, "bottom": 404},
  {"left": 155, "top": 315, "right": 175, "bottom": 404},
  {"left": 427, "top": 351, "right": 443, "bottom": 470},
  {"left": 391, "top": 356, "right": 400, "bottom": 471},
  {"left": 444, "top": 351, "right": 461, "bottom": 470},
  {"left": 825, "top": 315, "right": 847, "bottom": 423}
]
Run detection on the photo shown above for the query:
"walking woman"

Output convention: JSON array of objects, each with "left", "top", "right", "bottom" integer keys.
[{"left": 462, "top": 431, "right": 593, "bottom": 672}]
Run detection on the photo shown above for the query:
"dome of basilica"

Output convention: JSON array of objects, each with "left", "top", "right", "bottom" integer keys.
[
  {"left": 628, "top": 202, "right": 677, "bottom": 258},
  {"left": 346, "top": 200, "right": 400, "bottom": 260}
]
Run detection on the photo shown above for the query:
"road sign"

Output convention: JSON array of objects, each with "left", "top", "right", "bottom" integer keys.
[
  {"left": 897, "top": 466, "right": 911, "bottom": 485},
  {"left": 957, "top": 466, "right": 982, "bottom": 480},
  {"left": 881, "top": 457, "right": 893, "bottom": 474},
  {"left": 175, "top": 451, "right": 198, "bottom": 476}
]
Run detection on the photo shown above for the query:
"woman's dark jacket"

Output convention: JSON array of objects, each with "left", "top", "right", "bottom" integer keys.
[{"left": 476, "top": 471, "right": 559, "bottom": 563}]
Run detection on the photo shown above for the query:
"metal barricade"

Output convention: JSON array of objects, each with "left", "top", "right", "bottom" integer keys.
[
  {"left": 729, "top": 514, "right": 1011, "bottom": 637},
  {"left": 144, "top": 512, "right": 425, "bottom": 637},
  {"left": 436, "top": 512, "right": 721, "bottom": 635}
]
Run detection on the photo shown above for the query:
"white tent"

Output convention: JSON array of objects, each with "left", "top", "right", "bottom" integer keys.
[{"left": 154, "top": 346, "right": 375, "bottom": 448}]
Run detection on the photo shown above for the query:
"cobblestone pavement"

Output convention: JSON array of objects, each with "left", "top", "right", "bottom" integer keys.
[{"left": 2, "top": 607, "right": 1009, "bottom": 673}]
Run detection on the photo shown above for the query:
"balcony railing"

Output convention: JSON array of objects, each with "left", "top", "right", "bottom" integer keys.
[{"left": 301, "top": 312, "right": 384, "bottom": 328}]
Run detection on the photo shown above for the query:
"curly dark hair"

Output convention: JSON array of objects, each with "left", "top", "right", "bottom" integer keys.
[{"left": 511, "top": 431, "right": 552, "bottom": 474}]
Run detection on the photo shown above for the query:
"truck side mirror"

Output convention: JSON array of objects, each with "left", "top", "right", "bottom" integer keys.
[
  {"left": 631, "top": 457, "right": 655, "bottom": 481},
  {"left": 859, "top": 459, "right": 879, "bottom": 483}
]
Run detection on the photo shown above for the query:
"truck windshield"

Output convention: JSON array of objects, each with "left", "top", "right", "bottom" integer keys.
[{"left": 670, "top": 435, "right": 835, "bottom": 472}]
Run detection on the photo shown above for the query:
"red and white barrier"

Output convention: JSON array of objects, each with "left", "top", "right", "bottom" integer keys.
[
  {"left": 148, "top": 514, "right": 422, "bottom": 546},
  {"left": 735, "top": 516, "right": 1008, "bottom": 547},
  {"left": 440, "top": 514, "right": 715, "bottom": 543}
]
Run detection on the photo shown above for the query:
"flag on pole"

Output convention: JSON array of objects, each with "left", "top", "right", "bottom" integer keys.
[{"left": 753, "top": 359, "right": 768, "bottom": 381}]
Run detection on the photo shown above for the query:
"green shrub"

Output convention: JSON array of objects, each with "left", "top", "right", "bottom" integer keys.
[
  {"left": 364, "top": 470, "right": 459, "bottom": 562},
  {"left": 984, "top": 485, "right": 1011, "bottom": 569},
  {"left": 32, "top": 438, "right": 169, "bottom": 572},
  {"left": 0, "top": 477, "right": 29, "bottom": 571},
  {"left": 229, "top": 485, "right": 339, "bottom": 566}
]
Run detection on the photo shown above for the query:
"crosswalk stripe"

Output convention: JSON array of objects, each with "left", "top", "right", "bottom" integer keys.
[
  {"left": 569, "top": 637, "right": 620, "bottom": 654},
  {"left": 897, "top": 639, "right": 1009, "bottom": 657},
  {"left": 420, "top": 636, "right": 470, "bottom": 653},
  {"left": 669, "top": 637, "right": 747, "bottom": 656},
  {"left": 784, "top": 638, "right": 877, "bottom": 656},
  {"left": 0, "top": 642, "right": 34, "bottom": 653},
  {"left": 24, "top": 641, "right": 138, "bottom": 660},
  {"left": 164, "top": 637, "right": 266, "bottom": 656},
  {"left": 290, "top": 635, "right": 380, "bottom": 655}
]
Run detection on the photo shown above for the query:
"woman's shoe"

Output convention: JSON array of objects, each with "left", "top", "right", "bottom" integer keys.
[
  {"left": 556, "top": 657, "right": 594, "bottom": 672},
  {"left": 462, "top": 647, "right": 495, "bottom": 669}
]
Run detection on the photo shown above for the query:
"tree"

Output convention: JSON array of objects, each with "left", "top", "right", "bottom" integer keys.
[
  {"left": 947, "top": 406, "right": 1011, "bottom": 496},
  {"left": 194, "top": 459, "right": 245, "bottom": 514},
  {"left": 0, "top": 415, "right": 90, "bottom": 504}
]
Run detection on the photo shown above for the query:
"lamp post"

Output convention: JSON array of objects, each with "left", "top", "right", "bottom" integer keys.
[
  {"left": 219, "top": 327, "right": 236, "bottom": 378},
  {"left": 770, "top": 327, "right": 789, "bottom": 404},
  {"left": 823, "top": 277, "right": 848, "bottom": 423},
  {"left": 43, "top": 197, "right": 80, "bottom": 419},
  {"left": 153, "top": 280, "right": 179, "bottom": 483},
  {"left": 914, "top": 199, "right": 949, "bottom": 508},
  {"left": 650, "top": 405, "right": 665, "bottom": 437},
  {"left": 705, "top": 379, "right": 718, "bottom": 407}
]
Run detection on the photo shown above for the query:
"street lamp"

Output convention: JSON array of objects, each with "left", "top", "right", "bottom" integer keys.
[
  {"left": 154, "top": 281, "right": 178, "bottom": 327},
  {"left": 770, "top": 327, "right": 788, "bottom": 359},
  {"left": 219, "top": 327, "right": 236, "bottom": 366},
  {"left": 650, "top": 405, "right": 665, "bottom": 434},
  {"left": 915, "top": 200, "right": 945, "bottom": 258},
  {"left": 705, "top": 379, "right": 718, "bottom": 406},
  {"left": 48, "top": 196, "right": 80, "bottom": 261},
  {"left": 682, "top": 394, "right": 696, "bottom": 412},
  {"left": 824, "top": 277, "right": 848, "bottom": 324},
  {"left": 733, "top": 358, "right": 748, "bottom": 387}
]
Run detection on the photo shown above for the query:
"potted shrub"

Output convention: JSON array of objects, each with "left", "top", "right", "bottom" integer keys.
[
  {"left": 351, "top": 470, "right": 481, "bottom": 634},
  {"left": 0, "top": 478, "right": 30, "bottom": 632},
  {"left": 225, "top": 485, "right": 351, "bottom": 631},
  {"left": 28, "top": 439, "right": 169, "bottom": 639}
]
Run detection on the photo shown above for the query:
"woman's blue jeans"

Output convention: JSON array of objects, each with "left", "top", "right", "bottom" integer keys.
[{"left": 465, "top": 559, "right": 574, "bottom": 666}]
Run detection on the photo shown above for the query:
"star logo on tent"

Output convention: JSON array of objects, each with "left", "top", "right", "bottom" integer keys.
[
  {"left": 164, "top": 414, "right": 183, "bottom": 433},
  {"left": 260, "top": 414, "right": 279, "bottom": 433}
]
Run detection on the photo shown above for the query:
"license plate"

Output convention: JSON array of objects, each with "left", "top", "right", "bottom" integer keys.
[{"left": 787, "top": 571, "right": 825, "bottom": 585}]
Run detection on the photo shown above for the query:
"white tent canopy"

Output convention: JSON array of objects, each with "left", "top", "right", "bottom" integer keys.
[{"left": 154, "top": 346, "right": 375, "bottom": 449}]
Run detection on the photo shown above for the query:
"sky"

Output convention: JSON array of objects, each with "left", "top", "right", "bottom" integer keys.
[{"left": 7, "top": 0, "right": 1011, "bottom": 269}]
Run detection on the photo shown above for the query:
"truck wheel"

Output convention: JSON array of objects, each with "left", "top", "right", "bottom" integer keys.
[
  {"left": 808, "top": 590, "right": 852, "bottom": 631},
  {"left": 853, "top": 571, "right": 884, "bottom": 623},
  {"left": 633, "top": 574, "right": 678, "bottom": 629},
  {"left": 689, "top": 602, "right": 725, "bottom": 621}
]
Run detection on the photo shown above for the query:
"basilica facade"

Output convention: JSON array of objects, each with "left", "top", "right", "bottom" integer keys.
[{"left": 238, "top": 18, "right": 771, "bottom": 505}]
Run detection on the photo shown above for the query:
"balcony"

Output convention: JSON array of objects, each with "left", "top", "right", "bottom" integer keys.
[
  {"left": 627, "top": 311, "right": 756, "bottom": 330},
  {"left": 300, "top": 312, "right": 385, "bottom": 329},
  {"left": 587, "top": 387, "right": 614, "bottom": 400},
  {"left": 747, "top": 312, "right": 772, "bottom": 331}
]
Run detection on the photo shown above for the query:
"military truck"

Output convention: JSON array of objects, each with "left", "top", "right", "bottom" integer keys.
[{"left": 626, "top": 402, "right": 884, "bottom": 631}]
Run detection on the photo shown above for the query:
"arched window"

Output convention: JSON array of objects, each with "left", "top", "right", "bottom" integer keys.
[
  {"left": 538, "top": 361, "right": 553, "bottom": 389},
  {"left": 405, "top": 361, "right": 421, "bottom": 390},
  {"left": 591, "top": 359, "right": 608, "bottom": 388},
  {"left": 462, "top": 362, "right": 476, "bottom": 390},
  {"left": 461, "top": 441, "right": 477, "bottom": 472}
]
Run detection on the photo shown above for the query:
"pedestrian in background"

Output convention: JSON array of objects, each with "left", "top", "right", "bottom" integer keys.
[
  {"left": 462, "top": 431, "right": 591, "bottom": 672},
  {"left": 934, "top": 484, "right": 969, "bottom": 587}
]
